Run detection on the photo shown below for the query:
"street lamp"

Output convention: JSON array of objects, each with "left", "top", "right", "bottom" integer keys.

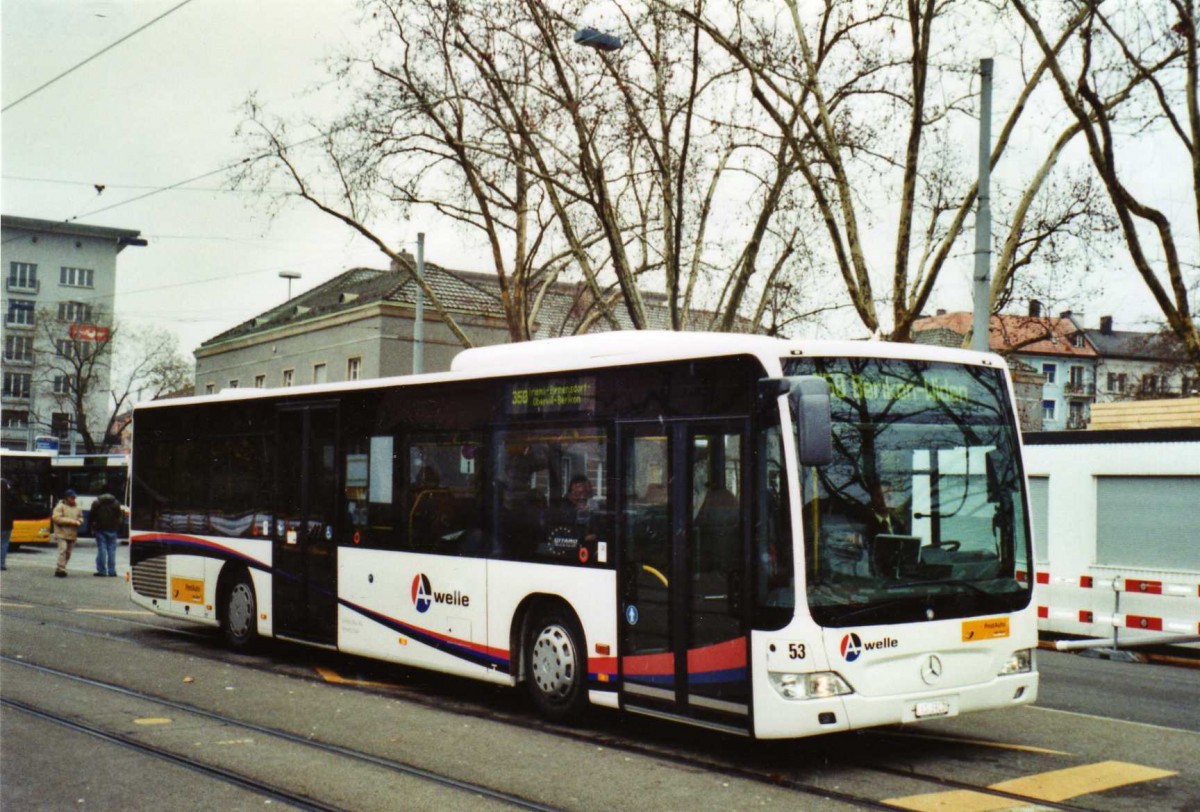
[
  {"left": 279, "top": 270, "right": 301, "bottom": 301},
  {"left": 573, "top": 27, "right": 623, "bottom": 52}
]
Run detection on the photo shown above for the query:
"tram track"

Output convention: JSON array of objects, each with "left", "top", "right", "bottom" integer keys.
[
  {"left": 1, "top": 696, "right": 346, "bottom": 812},
  {"left": 1, "top": 655, "right": 558, "bottom": 811},
  {"left": 1, "top": 600, "right": 1103, "bottom": 812}
]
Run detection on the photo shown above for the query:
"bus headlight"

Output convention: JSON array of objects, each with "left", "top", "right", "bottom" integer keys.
[
  {"left": 769, "top": 671, "right": 854, "bottom": 700},
  {"left": 997, "top": 648, "right": 1033, "bottom": 676}
]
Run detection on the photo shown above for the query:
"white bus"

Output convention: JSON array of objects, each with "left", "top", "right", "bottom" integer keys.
[
  {"left": 52, "top": 454, "right": 130, "bottom": 538},
  {"left": 129, "top": 332, "right": 1037, "bottom": 738}
]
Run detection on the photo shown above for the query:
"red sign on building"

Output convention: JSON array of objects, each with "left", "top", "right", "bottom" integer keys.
[{"left": 68, "top": 324, "right": 111, "bottom": 342}]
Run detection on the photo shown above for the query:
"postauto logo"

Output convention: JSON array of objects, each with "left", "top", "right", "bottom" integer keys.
[
  {"left": 840, "top": 632, "right": 898, "bottom": 662},
  {"left": 411, "top": 573, "right": 471, "bottom": 613}
]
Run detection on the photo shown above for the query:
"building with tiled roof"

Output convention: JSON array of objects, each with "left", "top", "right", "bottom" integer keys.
[
  {"left": 1084, "top": 315, "right": 1196, "bottom": 402},
  {"left": 193, "top": 255, "right": 738, "bottom": 394},
  {"left": 913, "top": 304, "right": 1099, "bottom": 430}
]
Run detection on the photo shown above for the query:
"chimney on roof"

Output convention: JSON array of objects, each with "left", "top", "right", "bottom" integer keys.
[
  {"left": 1028, "top": 299, "right": 1042, "bottom": 317},
  {"left": 936, "top": 308, "right": 946, "bottom": 316},
  {"left": 1100, "top": 315, "right": 1113, "bottom": 335},
  {"left": 390, "top": 250, "right": 415, "bottom": 273},
  {"left": 1059, "top": 309, "right": 1071, "bottom": 319}
]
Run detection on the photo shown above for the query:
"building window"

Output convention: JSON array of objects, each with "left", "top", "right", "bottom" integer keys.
[
  {"left": 60, "top": 266, "right": 95, "bottom": 287},
  {"left": 282, "top": 369, "right": 294, "bottom": 387},
  {"left": 1107, "top": 372, "right": 1127, "bottom": 393},
  {"left": 55, "top": 339, "right": 87, "bottom": 358},
  {"left": 347, "top": 357, "right": 361, "bottom": 381},
  {"left": 4, "top": 335, "right": 33, "bottom": 362},
  {"left": 228, "top": 379, "right": 239, "bottom": 389},
  {"left": 1041, "top": 363, "right": 1056, "bottom": 384},
  {"left": 53, "top": 374, "right": 71, "bottom": 394},
  {"left": 313, "top": 363, "right": 327, "bottom": 384},
  {"left": 1069, "top": 365, "right": 1085, "bottom": 386},
  {"left": 1071, "top": 332, "right": 1085, "bottom": 348},
  {"left": 7, "top": 262, "right": 38, "bottom": 291},
  {"left": 205, "top": 383, "right": 215, "bottom": 395},
  {"left": 5, "top": 300, "right": 35, "bottom": 326},
  {"left": 1140, "top": 374, "right": 1158, "bottom": 394},
  {"left": 1041, "top": 399, "right": 1056, "bottom": 421},
  {"left": 50, "top": 412, "right": 71, "bottom": 439},
  {"left": 2, "top": 372, "right": 32, "bottom": 399},
  {"left": 1, "top": 410, "right": 29, "bottom": 428},
  {"left": 57, "top": 301, "right": 93, "bottom": 323},
  {"left": 1068, "top": 401, "right": 1086, "bottom": 428},
  {"left": 254, "top": 374, "right": 266, "bottom": 388},
  {"left": 1184, "top": 376, "right": 1197, "bottom": 396}
]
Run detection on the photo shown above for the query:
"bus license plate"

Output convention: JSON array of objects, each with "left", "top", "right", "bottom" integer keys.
[{"left": 914, "top": 700, "right": 951, "bottom": 718}]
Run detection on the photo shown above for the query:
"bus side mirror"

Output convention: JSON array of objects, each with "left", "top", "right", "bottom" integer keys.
[{"left": 760, "top": 376, "right": 833, "bottom": 467}]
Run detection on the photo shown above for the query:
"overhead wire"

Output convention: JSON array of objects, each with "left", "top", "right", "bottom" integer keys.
[{"left": 2, "top": 0, "right": 199, "bottom": 113}]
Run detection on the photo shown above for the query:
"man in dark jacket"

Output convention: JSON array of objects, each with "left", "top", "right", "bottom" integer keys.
[{"left": 90, "top": 490, "right": 123, "bottom": 577}]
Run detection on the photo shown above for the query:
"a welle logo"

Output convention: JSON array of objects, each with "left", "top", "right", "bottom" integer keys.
[
  {"left": 411, "top": 573, "right": 470, "bottom": 613},
  {"left": 840, "top": 632, "right": 899, "bottom": 662}
]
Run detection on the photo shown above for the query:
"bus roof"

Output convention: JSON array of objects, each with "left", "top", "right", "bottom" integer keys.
[{"left": 137, "top": 330, "right": 1005, "bottom": 412}]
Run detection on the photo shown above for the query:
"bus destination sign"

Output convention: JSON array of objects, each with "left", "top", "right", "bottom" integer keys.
[{"left": 506, "top": 377, "right": 596, "bottom": 416}]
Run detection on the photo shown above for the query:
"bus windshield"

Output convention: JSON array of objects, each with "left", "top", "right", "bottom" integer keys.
[{"left": 785, "top": 357, "right": 1032, "bottom": 627}]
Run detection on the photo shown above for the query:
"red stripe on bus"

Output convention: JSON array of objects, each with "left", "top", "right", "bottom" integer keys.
[
  {"left": 1125, "top": 615, "right": 1163, "bottom": 631},
  {"left": 1035, "top": 572, "right": 1050, "bottom": 585},
  {"left": 1079, "top": 575, "right": 1093, "bottom": 588},
  {"left": 1037, "top": 606, "right": 1048, "bottom": 618},
  {"left": 1079, "top": 610, "right": 1093, "bottom": 623}
]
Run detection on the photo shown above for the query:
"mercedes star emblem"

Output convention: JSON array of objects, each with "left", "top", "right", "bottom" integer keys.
[{"left": 921, "top": 654, "right": 944, "bottom": 685}]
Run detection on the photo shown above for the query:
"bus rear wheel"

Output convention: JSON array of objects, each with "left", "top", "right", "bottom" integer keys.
[
  {"left": 525, "top": 607, "right": 587, "bottom": 723},
  {"left": 221, "top": 572, "right": 258, "bottom": 651}
]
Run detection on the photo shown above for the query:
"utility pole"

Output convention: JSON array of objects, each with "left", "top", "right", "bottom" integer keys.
[
  {"left": 413, "top": 233, "right": 425, "bottom": 375},
  {"left": 972, "top": 59, "right": 993, "bottom": 354}
]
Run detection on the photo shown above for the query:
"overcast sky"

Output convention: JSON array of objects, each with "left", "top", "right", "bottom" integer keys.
[
  {"left": 2, "top": 0, "right": 429, "bottom": 357},
  {"left": 2, "top": 0, "right": 1190, "bottom": 368}
]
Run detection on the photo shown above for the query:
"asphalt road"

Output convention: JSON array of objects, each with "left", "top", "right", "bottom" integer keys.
[{"left": 2, "top": 539, "right": 1198, "bottom": 811}]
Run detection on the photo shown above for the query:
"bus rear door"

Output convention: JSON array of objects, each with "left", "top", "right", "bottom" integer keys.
[
  {"left": 273, "top": 403, "right": 339, "bottom": 644},
  {"left": 618, "top": 420, "right": 750, "bottom": 733}
]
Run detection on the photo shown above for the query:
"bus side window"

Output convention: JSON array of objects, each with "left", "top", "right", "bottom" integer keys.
[
  {"left": 495, "top": 427, "right": 609, "bottom": 565},
  {"left": 405, "top": 433, "right": 486, "bottom": 556}
]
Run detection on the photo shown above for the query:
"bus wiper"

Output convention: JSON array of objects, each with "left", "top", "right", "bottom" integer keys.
[
  {"left": 885, "top": 578, "right": 990, "bottom": 596},
  {"left": 833, "top": 598, "right": 916, "bottom": 624}
]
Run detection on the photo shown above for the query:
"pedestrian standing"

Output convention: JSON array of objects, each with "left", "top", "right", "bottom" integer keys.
[
  {"left": 52, "top": 489, "right": 84, "bottom": 578},
  {"left": 90, "top": 490, "right": 123, "bottom": 577},
  {"left": 1, "top": 478, "right": 12, "bottom": 571}
]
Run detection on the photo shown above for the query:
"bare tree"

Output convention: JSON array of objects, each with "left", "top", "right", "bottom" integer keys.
[
  {"left": 235, "top": 0, "right": 825, "bottom": 339},
  {"left": 34, "top": 312, "right": 191, "bottom": 452},
  {"left": 1011, "top": 0, "right": 1200, "bottom": 374},
  {"left": 673, "top": 0, "right": 1143, "bottom": 340}
]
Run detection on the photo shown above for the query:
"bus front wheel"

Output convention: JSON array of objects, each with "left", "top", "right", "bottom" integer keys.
[
  {"left": 525, "top": 607, "right": 587, "bottom": 723},
  {"left": 221, "top": 572, "right": 258, "bottom": 651}
]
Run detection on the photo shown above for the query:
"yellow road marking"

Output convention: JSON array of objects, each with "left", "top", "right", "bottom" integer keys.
[
  {"left": 875, "top": 730, "right": 1070, "bottom": 756},
  {"left": 133, "top": 717, "right": 172, "bottom": 726},
  {"left": 315, "top": 666, "right": 401, "bottom": 690},
  {"left": 885, "top": 760, "right": 1177, "bottom": 811},
  {"left": 75, "top": 609, "right": 154, "bottom": 615},
  {"left": 0, "top": 602, "right": 36, "bottom": 608}
]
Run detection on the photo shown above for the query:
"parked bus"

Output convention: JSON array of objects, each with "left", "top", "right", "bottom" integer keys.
[
  {"left": 52, "top": 454, "right": 130, "bottom": 539},
  {"left": 129, "top": 332, "right": 1037, "bottom": 738},
  {"left": 1, "top": 450, "right": 55, "bottom": 546}
]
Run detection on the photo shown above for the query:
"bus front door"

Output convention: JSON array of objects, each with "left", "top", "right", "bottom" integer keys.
[
  {"left": 273, "top": 404, "right": 339, "bottom": 645},
  {"left": 618, "top": 421, "right": 750, "bottom": 732}
]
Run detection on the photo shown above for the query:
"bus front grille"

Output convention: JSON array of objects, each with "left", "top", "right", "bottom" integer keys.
[{"left": 132, "top": 557, "right": 168, "bottom": 599}]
